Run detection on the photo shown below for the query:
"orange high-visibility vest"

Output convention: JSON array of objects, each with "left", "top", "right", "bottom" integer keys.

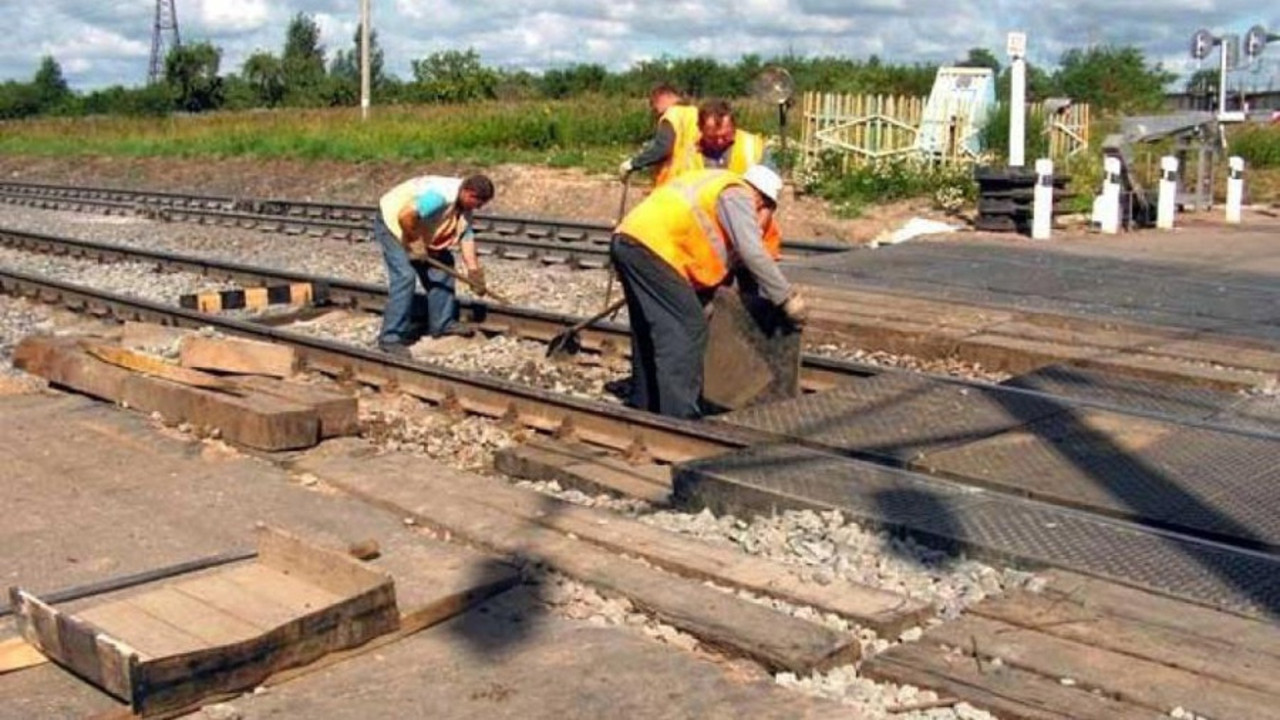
[
  {"left": 654, "top": 105, "right": 700, "bottom": 187},
  {"left": 761, "top": 216, "right": 782, "bottom": 260},
  {"left": 617, "top": 170, "right": 748, "bottom": 290}
]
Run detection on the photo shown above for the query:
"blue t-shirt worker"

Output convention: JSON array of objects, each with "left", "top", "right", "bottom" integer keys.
[{"left": 372, "top": 174, "right": 495, "bottom": 357}]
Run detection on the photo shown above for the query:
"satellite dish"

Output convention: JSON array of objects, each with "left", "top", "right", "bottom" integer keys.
[
  {"left": 752, "top": 66, "right": 795, "bottom": 106},
  {"left": 1190, "top": 28, "right": 1215, "bottom": 60}
]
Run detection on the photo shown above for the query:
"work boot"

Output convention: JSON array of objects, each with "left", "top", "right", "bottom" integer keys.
[
  {"left": 436, "top": 322, "right": 476, "bottom": 338},
  {"left": 377, "top": 341, "right": 413, "bottom": 359}
]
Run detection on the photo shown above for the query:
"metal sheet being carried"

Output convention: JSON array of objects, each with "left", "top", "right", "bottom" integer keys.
[
  {"left": 915, "top": 409, "right": 1280, "bottom": 551},
  {"left": 674, "top": 443, "right": 1280, "bottom": 619},
  {"left": 717, "top": 374, "right": 1063, "bottom": 464}
]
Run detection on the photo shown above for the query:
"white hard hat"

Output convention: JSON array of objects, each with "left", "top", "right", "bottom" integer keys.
[{"left": 742, "top": 164, "right": 782, "bottom": 205}]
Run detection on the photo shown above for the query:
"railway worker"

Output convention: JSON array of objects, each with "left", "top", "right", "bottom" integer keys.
[
  {"left": 693, "top": 98, "right": 776, "bottom": 175},
  {"left": 373, "top": 173, "right": 495, "bottom": 357},
  {"left": 609, "top": 165, "right": 808, "bottom": 419},
  {"left": 618, "top": 83, "right": 700, "bottom": 187}
]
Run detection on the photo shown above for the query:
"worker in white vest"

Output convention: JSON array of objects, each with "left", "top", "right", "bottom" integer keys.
[{"left": 374, "top": 174, "right": 495, "bottom": 356}]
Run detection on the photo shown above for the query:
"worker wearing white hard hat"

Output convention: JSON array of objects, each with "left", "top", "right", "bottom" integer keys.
[{"left": 608, "top": 167, "right": 807, "bottom": 419}]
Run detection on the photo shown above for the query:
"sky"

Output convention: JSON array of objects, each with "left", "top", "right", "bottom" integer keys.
[{"left": 4, "top": 1, "right": 1279, "bottom": 92}]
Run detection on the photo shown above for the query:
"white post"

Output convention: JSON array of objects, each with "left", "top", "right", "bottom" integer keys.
[
  {"left": 1217, "top": 35, "right": 1229, "bottom": 117},
  {"left": 1007, "top": 32, "right": 1027, "bottom": 168},
  {"left": 1032, "top": 158, "right": 1053, "bottom": 240},
  {"left": 1101, "top": 156, "right": 1122, "bottom": 234},
  {"left": 360, "top": 0, "right": 371, "bottom": 121},
  {"left": 1226, "top": 156, "right": 1245, "bottom": 223},
  {"left": 1157, "top": 155, "right": 1178, "bottom": 230}
]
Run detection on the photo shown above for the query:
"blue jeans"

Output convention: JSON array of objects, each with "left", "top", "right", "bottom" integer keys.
[{"left": 375, "top": 217, "right": 458, "bottom": 344}]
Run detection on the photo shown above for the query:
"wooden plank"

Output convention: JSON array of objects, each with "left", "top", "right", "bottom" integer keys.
[
  {"left": 123, "top": 588, "right": 264, "bottom": 647},
  {"left": 970, "top": 588, "right": 1280, "bottom": 697},
  {"left": 255, "top": 526, "right": 394, "bottom": 599},
  {"left": 9, "top": 589, "right": 137, "bottom": 700},
  {"left": 494, "top": 439, "right": 671, "bottom": 504},
  {"left": 864, "top": 642, "right": 1152, "bottom": 720},
  {"left": 179, "top": 336, "right": 299, "bottom": 379},
  {"left": 119, "top": 372, "right": 319, "bottom": 451},
  {"left": 1041, "top": 570, "right": 1280, "bottom": 662},
  {"left": 12, "top": 336, "right": 131, "bottom": 402},
  {"left": 217, "top": 564, "right": 343, "bottom": 618},
  {"left": 301, "top": 450, "right": 926, "bottom": 642},
  {"left": 85, "top": 344, "right": 237, "bottom": 392},
  {"left": 925, "top": 615, "right": 1280, "bottom": 719},
  {"left": 0, "top": 637, "right": 47, "bottom": 675},
  {"left": 229, "top": 376, "right": 359, "bottom": 438},
  {"left": 170, "top": 573, "right": 304, "bottom": 630},
  {"left": 77, "top": 600, "right": 209, "bottom": 660}
]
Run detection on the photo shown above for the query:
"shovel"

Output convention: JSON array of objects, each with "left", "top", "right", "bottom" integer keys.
[
  {"left": 546, "top": 297, "right": 627, "bottom": 358},
  {"left": 417, "top": 254, "right": 513, "bottom": 306}
]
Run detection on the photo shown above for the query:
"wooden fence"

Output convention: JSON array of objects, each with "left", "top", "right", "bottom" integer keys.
[{"left": 799, "top": 91, "right": 1090, "bottom": 172}]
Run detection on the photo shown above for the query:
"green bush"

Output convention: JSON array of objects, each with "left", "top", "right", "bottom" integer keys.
[
  {"left": 798, "top": 152, "right": 976, "bottom": 217},
  {"left": 978, "top": 102, "right": 1049, "bottom": 162},
  {"left": 1230, "top": 127, "right": 1280, "bottom": 169}
]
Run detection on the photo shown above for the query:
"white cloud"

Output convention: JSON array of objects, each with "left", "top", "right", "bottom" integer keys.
[
  {"left": 193, "top": 0, "right": 272, "bottom": 34},
  {"left": 1, "top": 0, "right": 1277, "bottom": 91}
]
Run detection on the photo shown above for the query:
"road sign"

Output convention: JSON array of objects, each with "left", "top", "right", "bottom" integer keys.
[
  {"left": 1190, "top": 28, "right": 1214, "bottom": 60},
  {"left": 1006, "top": 32, "right": 1027, "bottom": 58}
]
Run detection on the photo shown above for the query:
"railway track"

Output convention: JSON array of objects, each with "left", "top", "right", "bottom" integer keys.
[
  {"left": 5, "top": 226, "right": 1276, "bottom": 444},
  {"left": 0, "top": 180, "right": 852, "bottom": 268}
]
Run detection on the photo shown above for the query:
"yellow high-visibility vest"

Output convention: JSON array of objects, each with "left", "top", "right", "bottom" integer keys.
[{"left": 617, "top": 170, "right": 745, "bottom": 289}]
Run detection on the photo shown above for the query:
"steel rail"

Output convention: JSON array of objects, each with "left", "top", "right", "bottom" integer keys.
[
  {"left": 0, "top": 180, "right": 853, "bottom": 260},
  {"left": 7, "top": 227, "right": 1278, "bottom": 442},
  {"left": 0, "top": 266, "right": 767, "bottom": 463}
]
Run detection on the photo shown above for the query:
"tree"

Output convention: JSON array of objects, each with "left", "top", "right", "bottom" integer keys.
[
  {"left": 0, "top": 81, "right": 41, "bottom": 119},
  {"left": 242, "top": 51, "right": 285, "bottom": 107},
  {"left": 410, "top": 49, "right": 497, "bottom": 103},
  {"left": 1053, "top": 45, "right": 1175, "bottom": 114},
  {"left": 958, "top": 47, "right": 1001, "bottom": 76},
  {"left": 329, "top": 23, "right": 387, "bottom": 105},
  {"left": 996, "top": 62, "right": 1054, "bottom": 102},
  {"left": 165, "top": 41, "right": 224, "bottom": 112},
  {"left": 281, "top": 13, "right": 327, "bottom": 106},
  {"left": 32, "top": 55, "right": 72, "bottom": 112}
]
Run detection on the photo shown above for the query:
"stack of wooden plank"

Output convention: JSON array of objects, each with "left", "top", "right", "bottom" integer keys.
[{"left": 13, "top": 326, "right": 358, "bottom": 451}]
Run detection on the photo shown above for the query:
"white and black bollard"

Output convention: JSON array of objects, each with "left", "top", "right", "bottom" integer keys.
[
  {"left": 1032, "top": 158, "right": 1053, "bottom": 240},
  {"left": 1157, "top": 155, "right": 1178, "bottom": 230},
  {"left": 1100, "top": 156, "right": 1121, "bottom": 234},
  {"left": 1226, "top": 156, "right": 1245, "bottom": 224}
]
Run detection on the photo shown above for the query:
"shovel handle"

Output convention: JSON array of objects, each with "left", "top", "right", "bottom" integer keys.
[{"left": 418, "top": 254, "right": 513, "bottom": 306}]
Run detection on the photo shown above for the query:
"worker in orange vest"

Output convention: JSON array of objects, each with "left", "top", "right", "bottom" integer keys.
[
  {"left": 619, "top": 84, "right": 700, "bottom": 187},
  {"left": 609, "top": 165, "right": 808, "bottom": 419}
]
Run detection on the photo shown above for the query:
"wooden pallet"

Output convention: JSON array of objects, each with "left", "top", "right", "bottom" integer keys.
[{"left": 8, "top": 527, "right": 399, "bottom": 717}]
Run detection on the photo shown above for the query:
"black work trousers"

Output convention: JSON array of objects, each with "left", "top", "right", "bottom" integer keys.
[{"left": 610, "top": 234, "right": 710, "bottom": 419}]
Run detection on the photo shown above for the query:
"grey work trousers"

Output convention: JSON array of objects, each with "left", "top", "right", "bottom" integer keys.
[{"left": 610, "top": 234, "right": 710, "bottom": 420}]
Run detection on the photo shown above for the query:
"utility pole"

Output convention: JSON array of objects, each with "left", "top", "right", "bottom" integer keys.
[
  {"left": 1007, "top": 31, "right": 1027, "bottom": 168},
  {"left": 148, "top": 0, "right": 181, "bottom": 85},
  {"left": 360, "top": 0, "right": 371, "bottom": 121}
]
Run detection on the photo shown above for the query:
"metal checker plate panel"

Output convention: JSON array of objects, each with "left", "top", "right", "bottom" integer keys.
[
  {"left": 1001, "top": 364, "right": 1241, "bottom": 421},
  {"left": 719, "top": 374, "right": 1063, "bottom": 464},
  {"left": 1212, "top": 396, "right": 1280, "bottom": 435},
  {"left": 917, "top": 409, "right": 1280, "bottom": 549},
  {"left": 679, "top": 444, "right": 1280, "bottom": 618}
]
